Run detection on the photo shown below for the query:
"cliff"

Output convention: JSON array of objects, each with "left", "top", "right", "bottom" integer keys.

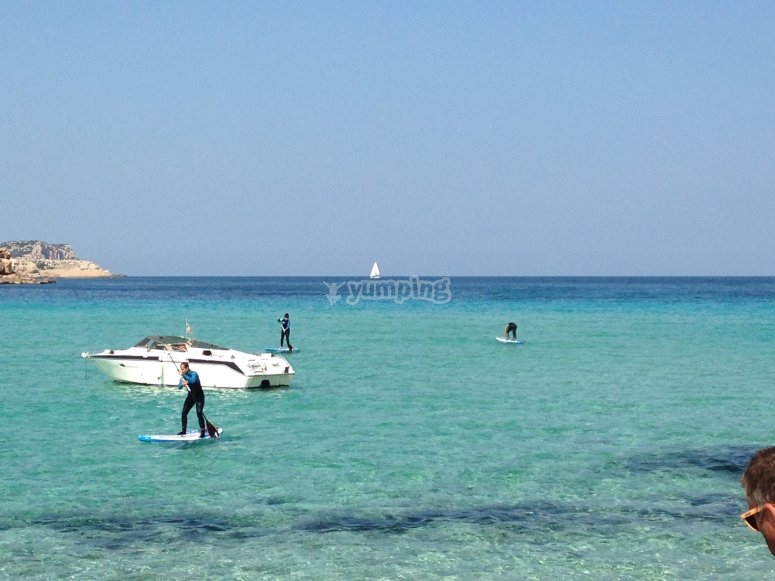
[{"left": 0, "top": 240, "right": 120, "bottom": 283}]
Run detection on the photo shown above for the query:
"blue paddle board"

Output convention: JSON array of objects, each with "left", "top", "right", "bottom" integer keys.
[
  {"left": 264, "top": 347, "right": 299, "bottom": 353},
  {"left": 496, "top": 337, "right": 524, "bottom": 345},
  {"left": 138, "top": 428, "right": 223, "bottom": 442}
]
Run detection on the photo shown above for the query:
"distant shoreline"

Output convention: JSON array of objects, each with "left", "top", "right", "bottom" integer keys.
[{"left": 0, "top": 240, "right": 121, "bottom": 283}]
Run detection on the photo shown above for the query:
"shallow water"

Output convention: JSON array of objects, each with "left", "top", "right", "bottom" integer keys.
[{"left": 1, "top": 277, "right": 773, "bottom": 578}]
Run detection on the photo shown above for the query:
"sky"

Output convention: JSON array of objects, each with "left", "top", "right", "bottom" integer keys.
[{"left": 2, "top": 1, "right": 774, "bottom": 276}]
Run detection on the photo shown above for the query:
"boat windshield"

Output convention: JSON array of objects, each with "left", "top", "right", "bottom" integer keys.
[{"left": 133, "top": 335, "right": 228, "bottom": 351}]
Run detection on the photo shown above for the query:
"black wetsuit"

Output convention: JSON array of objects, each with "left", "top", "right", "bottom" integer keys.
[
  {"left": 180, "top": 369, "right": 205, "bottom": 432},
  {"left": 505, "top": 322, "right": 518, "bottom": 340},
  {"left": 279, "top": 315, "right": 293, "bottom": 351}
]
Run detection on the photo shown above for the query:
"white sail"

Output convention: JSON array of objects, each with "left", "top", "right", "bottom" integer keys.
[{"left": 370, "top": 261, "right": 381, "bottom": 279}]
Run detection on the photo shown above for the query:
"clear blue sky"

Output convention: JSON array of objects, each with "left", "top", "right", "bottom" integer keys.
[{"left": 2, "top": 1, "right": 774, "bottom": 276}]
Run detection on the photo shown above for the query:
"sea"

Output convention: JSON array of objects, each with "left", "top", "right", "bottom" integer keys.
[{"left": 1, "top": 276, "right": 774, "bottom": 579}]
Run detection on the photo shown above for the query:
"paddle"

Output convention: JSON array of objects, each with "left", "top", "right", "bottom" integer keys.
[{"left": 204, "top": 416, "right": 220, "bottom": 439}]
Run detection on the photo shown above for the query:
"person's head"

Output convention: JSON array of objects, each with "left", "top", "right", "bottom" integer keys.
[
  {"left": 180, "top": 361, "right": 189, "bottom": 372},
  {"left": 742, "top": 446, "right": 775, "bottom": 556},
  {"left": 284, "top": 313, "right": 289, "bottom": 318}
]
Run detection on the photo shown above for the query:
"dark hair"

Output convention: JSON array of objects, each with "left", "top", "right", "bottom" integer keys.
[
  {"left": 284, "top": 313, "right": 289, "bottom": 317},
  {"left": 743, "top": 447, "right": 775, "bottom": 506}
]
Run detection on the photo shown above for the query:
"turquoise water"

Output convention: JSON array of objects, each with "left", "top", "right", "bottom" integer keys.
[{"left": 1, "top": 277, "right": 774, "bottom": 578}]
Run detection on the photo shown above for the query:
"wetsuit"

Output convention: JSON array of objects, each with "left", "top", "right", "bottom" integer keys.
[
  {"left": 279, "top": 315, "right": 293, "bottom": 351},
  {"left": 505, "top": 322, "right": 517, "bottom": 340},
  {"left": 180, "top": 369, "right": 205, "bottom": 433}
]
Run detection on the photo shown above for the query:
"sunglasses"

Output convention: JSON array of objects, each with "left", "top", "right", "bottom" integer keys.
[{"left": 741, "top": 505, "right": 767, "bottom": 532}]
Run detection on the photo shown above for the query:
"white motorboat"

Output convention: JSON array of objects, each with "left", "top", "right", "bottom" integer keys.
[{"left": 81, "top": 335, "right": 295, "bottom": 389}]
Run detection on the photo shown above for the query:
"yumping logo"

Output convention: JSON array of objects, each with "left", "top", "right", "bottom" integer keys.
[{"left": 324, "top": 276, "right": 452, "bottom": 305}]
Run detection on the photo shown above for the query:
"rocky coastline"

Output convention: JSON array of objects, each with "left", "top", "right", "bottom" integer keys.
[{"left": 0, "top": 240, "right": 121, "bottom": 284}]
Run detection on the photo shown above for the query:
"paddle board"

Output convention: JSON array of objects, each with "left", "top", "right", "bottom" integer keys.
[
  {"left": 496, "top": 337, "right": 524, "bottom": 345},
  {"left": 264, "top": 347, "right": 299, "bottom": 353},
  {"left": 138, "top": 428, "right": 223, "bottom": 443}
]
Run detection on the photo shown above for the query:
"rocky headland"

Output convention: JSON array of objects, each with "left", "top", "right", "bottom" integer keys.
[{"left": 0, "top": 240, "right": 121, "bottom": 284}]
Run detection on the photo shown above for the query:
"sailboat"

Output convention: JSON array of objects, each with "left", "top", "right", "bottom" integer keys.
[{"left": 369, "top": 261, "right": 381, "bottom": 279}]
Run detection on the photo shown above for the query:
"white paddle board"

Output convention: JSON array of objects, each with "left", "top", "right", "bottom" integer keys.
[
  {"left": 496, "top": 337, "right": 524, "bottom": 345},
  {"left": 138, "top": 428, "right": 223, "bottom": 443},
  {"left": 264, "top": 347, "right": 299, "bottom": 353}
]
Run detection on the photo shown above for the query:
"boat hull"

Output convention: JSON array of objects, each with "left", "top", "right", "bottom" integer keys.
[{"left": 82, "top": 336, "right": 295, "bottom": 389}]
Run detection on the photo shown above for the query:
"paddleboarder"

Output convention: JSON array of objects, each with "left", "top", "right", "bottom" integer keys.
[
  {"left": 278, "top": 313, "right": 293, "bottom": 352},
  {"left": 178, "top": 361, "right": 206, "bottom": 438},
  {"left": 504, "top": 322, "right": 518, "bottom": 340}
]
